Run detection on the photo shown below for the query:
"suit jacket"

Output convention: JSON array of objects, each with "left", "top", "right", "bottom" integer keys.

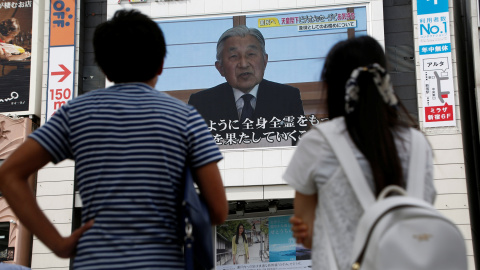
[{"left": 188, "top": 79, "right": 305, "bottom": 144}]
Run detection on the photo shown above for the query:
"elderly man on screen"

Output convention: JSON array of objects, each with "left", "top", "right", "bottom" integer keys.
[{"left": 188, "top": 25, "right": 305, "bottom": 146}]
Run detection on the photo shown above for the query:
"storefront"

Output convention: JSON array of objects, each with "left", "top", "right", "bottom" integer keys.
[
  {"left": 0, "top": 115, "right": 37, "bottom": 266},
  {"left": 0, "top": 0, "right": 43, "bottom": 265}
]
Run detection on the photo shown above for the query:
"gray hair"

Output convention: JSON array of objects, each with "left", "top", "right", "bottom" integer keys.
[{"left": 216, "top": 25, "right": 267, "bottom": 62}]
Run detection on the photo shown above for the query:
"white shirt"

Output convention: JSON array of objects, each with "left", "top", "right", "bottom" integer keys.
[
  {"left": 283, "top": 117, "right": 436, "bottom": 270},
  {"left": 236, "top": 236, "right": 246, "bottom": 255},
  {"left": 233, "top": 85, "right": 259, "bottom": 119}
]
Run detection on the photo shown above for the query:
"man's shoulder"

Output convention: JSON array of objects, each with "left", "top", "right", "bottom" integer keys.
[
  {"left": 188, "top": 83, "right": 232, "bottom": 106},
  {"left": 0, "top": 263, "right": 31, "bottom": 270},
  {"left": 70, "top": 84, "right": 190, "bottom": 110},
  {"left": 260, "top": 79, "right": 299, "bottom": 93},
  {"left": 191, "top": 82, "right": 230, "bottom": 98}
]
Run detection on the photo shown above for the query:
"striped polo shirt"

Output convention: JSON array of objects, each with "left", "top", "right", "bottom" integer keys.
[{"left": 29, "top": 83, "right": 223, "bottom": 269}]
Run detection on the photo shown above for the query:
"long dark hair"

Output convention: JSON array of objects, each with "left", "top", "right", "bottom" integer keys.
[
  {"left": 235, "top": 224, "right": 247, "bottom": 245},
  {"left": 322, "top": 36, "right": 415, "bottom": 196}
]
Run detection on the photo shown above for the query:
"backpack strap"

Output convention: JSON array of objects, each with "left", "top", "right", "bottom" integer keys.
[
  {"left": 315, "top": 123, "right": 375, "bottom": 209},
  {"left": 317, "top": 123, "right": 428, "bottom": 203},
  {"left": 406, "top": 129, "right": 428, "bottom": 199}
]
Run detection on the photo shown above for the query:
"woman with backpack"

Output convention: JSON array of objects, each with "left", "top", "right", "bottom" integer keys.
[{"left": 283, "top": 36, "right": 436, "bottom": 270}]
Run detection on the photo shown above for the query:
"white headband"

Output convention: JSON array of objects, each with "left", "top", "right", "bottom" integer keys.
[{"left": 345, "top": 63, "right": 398, "bottom": 114}]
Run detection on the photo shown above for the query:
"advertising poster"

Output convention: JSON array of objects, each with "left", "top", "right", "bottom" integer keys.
[
  {"left": 216, "top": 216, "right": 311, "bottom": 270},
  {"left": 417, "top": 0, "right": 456, "bottom": 127},
  {"left": 0, "top": 222, "right": 10, "bottom": 261},
  {"left": 155, "top": 6, "right": 367, "bottom": 149},
  {"left": 46, "top": 0, "right": 76, "bottom": 121},
  {"left": 0, "top": 0, "right": 33, "bottom": 113}
]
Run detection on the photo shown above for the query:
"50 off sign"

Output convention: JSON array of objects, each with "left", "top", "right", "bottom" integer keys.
[{"left": 46, "top": 0, "right": 76, "bottom": 121}]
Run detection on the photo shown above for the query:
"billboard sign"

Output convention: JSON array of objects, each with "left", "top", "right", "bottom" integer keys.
[
  {"left": 216, "top": 216, "right": 311, "bottom": 269},
  {"left": 46, "top": 0, "right": 76, "bottom": 121},
  {"left": 417, "top": 0, "right": 456, "bottom": 127},
  {"left": 0, "top": 1, "right": 33, "bottom": 113}
]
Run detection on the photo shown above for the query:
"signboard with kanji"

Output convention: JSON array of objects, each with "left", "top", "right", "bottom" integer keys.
[
  {"left": 417, "top": 0, "right": 456, "bottom": 127},
  {"left": 46, "top": 0, "right": 76, "bottom": 121},
  {"left": 0, "top": 1, "right": 33, "bottom": 113}
]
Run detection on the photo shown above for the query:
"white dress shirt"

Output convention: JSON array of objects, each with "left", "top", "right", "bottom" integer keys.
[{"left": 233, "top": 85, "right": 259, "bottom": 119}]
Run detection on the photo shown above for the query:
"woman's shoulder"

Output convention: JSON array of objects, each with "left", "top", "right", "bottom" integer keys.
[
  {"left": 394, "top": 127, "right": 431, "bottom": 149},
  {"left": 298, "top": 117, "right": 347, "bottom": 149},
  {"left": 310, "top": 116, "right": 347, "bottom": 135}
]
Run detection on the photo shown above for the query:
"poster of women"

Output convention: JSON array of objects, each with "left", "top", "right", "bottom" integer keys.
[{"left": 216, "top": 216, "right": 311, "bottom": 270}]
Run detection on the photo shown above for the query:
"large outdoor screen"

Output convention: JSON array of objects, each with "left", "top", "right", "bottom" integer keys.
[{"left": 156, "top": 6, "right": 367, "bottom": 149}]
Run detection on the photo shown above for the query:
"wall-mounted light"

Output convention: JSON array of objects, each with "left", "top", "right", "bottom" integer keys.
[
  {"left": 236, "top": 201, "right": 246, "bottom": 216},
  {"left": 268, "top": 200, "right": 278, "bottom": 213}
]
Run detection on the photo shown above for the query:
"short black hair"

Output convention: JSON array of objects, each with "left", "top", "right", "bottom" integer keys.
[{"left": 93, "top": 10, "right": 166, "bottom": 83}]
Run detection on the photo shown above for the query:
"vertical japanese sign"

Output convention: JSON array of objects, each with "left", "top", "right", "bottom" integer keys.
[
  {"left": 417, "top": 0, "right": 456, "bottom": 127},
  {"left": 0, "top": 1, "right": 33, "bottom": 113},
  {"left": 46, "top": 0, "right": 75, "bottom": 121}
]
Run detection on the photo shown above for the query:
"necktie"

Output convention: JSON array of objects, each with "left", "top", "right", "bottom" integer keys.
[{"left": 240, "top": 94, "right": 254, "bottom": 123}]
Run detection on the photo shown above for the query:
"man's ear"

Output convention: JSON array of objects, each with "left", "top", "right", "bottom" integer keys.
[
  {"left": 157, "top": 61, "right": 164, "bottom": 76},
  {"left": 263, "top": 54, "right": 268, "bottom": 69},
  {"left": 215, "top": 61, "right": 225, "bottom": 77}
]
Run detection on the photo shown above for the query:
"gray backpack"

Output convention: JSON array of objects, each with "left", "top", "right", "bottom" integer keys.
[{"left": 316, "top": 125, "right": 468, "bottom": 270}]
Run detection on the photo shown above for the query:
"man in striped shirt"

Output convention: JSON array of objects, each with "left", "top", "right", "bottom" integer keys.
[{"left": 0, "top": 10, "right": 228, "bottom": 270}]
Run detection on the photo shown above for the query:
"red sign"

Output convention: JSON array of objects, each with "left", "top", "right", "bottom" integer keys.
[
  {"left": 51, "top": 64, "right": 71, "bottom": 82},
  {"left": 425, "top": 103, "right": 454, "bottom": 122}
]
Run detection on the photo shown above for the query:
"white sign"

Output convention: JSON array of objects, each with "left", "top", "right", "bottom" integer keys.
[
  {"left": 417, "top": 0, "right": 456, "bottom": 127},
  {"left": 46, "top": 46, "right": 74, "bottom": 121}
]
